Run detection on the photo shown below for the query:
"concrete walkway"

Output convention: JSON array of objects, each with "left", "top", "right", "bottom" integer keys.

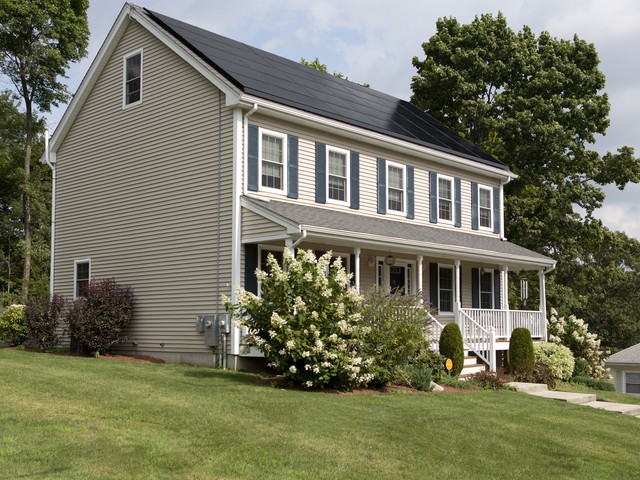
[{"left": 508, "top": 382, "right": 640, "bottom": 418}]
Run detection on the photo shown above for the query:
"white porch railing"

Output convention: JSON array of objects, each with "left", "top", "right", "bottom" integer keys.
[
  {"left": 426, "top": 310, "right": 444, "bottom": 352},
  {"left": 460, "top": 308, "right": 545, "bottom": 339},
  {"left": 458, "top": 308, "right": 496, "bottom": 372}
]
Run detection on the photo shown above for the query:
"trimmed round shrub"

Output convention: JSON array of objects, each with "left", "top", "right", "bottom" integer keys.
[
  {"left": 439, "top": 323, "right": 464, "bottom": 376},
  {"left": 509, "top": 327, "right": 534, "bottom": 377},
  {"left": 572, "top": 357, "right": 590, "bottom": 378},
  {"left": 533, "top": 342, "right": 575, "bottom": 381},
  {"left": 0, "top": 304, "right": 28, "bottom": 346}
]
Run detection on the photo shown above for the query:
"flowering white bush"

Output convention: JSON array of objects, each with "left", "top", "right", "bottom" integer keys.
[
  {"left": 225, "top": 249, "right": 374, "bottom": 390},
  {"left": 533, "top": 342, "right": 574, "bottom": 381},
  {"left": 547, "top": 308, "right": 610, "bottom": 380}
]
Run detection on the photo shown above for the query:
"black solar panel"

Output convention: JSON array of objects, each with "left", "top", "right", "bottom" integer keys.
[{"left": 145, "top": 8, "right": 508, "bottom": 171}]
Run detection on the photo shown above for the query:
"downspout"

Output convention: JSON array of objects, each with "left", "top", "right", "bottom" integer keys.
[
  {"left": 291, "top": 229, "right": 307, "bottom": 250},
  {"left": 500, "top": 176, "right": 511, "bottom": 241},
  {"left": 540, "top": 263, "right": 556, "bottom": 341},
  {"left": 230, "top": 103, "right": 258, "bottom": 361},
  {"left": 44, "top": 130, "right": 56, "bottom": 298}
]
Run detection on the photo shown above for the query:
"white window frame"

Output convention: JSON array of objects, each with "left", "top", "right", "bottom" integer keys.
[
  {"left": 438, "top": 264, "right": 455, "bottom": 314},
  {"left": 437, "top": 174, "right": 455, "bottom": 225},
  {"left": 73, "top": 258, "right": 91, "bottom": 300},
  {"left": 624, "top": 371, "right": 640, "bottom": 395},
  {"left": 326, "top": 145, "right": 350, "bottom": 205},
  {"left": 122, "top": 49, "right": 143, "bottom": 109},
  {"left": 478, "top": 185, "right": 493, "bottom": 231},
  {"left": 376, "top": 257, "right": 415, "bottom": 295},
  {"left": 258, "top": 128, "right": 287, "bottom": 195},
  {"left": 386, "top": 161, "right": 406, "bottom": 216},
  {"left": 479, "top": 268, "right": 494, "bottom": 309}
]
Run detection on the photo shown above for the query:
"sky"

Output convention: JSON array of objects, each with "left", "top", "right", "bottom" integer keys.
[{"left": 45, "top": 0, "right": 640, "bottom": 239}]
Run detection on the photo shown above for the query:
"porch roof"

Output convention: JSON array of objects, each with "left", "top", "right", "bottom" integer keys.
[{"left": 242, "top": 197, "right": 555, "bottom": 269}]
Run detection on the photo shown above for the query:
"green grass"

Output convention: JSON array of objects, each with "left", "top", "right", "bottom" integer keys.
[
  {"left": 555, "top": 381, "right": 640, "bottom": 405},
  {"left": 1, "top": 349, "right": 639, "bottom": 479}
]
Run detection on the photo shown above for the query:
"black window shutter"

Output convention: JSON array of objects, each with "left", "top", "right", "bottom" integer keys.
[
  {"left": 244, "top": 244, "right": 259, "bottom": 295},
  {"left": 429, "top": 262, "right": 439, "bottom": 310},
  {"left": 377, "top": 157, "right": 386, "bottom": 214},
  {"left": 493, "top": 187, "right": 501, "bottom": 235},
  {"left": 407, "top": 165, "right": 415, "bottom": 219},
  {"left": 429, "top": 172, "right": 437, "bottom": 223},
  {"left": 454, "top": 177, "right": 461, "bottom": 228},
  {"left": 350, "top": 151, "right": 360, "bottom": 210},
  {"left": 472, "top": 267, "right": 480, "bottom": 308},
  {"left": 287, "top": 135, "right": 299, "bottom": 199},
  {"left": 315, "top": 142, "right": 326, "bottom": 204},
  {"left": 247, "top": 124, "right": 259, "bottom": 191},
  {"left": 494, "top": 270, "right": 501, "bottom": 309},
  {"left": 471, "top": 182, "right": 479, "bottom": 231}
]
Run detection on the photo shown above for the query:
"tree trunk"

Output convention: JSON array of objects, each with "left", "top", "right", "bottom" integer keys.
[{"left": 21, "top": 104, "right": 32, "bottom": 300}]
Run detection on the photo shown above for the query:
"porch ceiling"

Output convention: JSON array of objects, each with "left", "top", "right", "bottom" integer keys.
[{"left": 242, "top": 196, "right": 555, "bottom": 270}]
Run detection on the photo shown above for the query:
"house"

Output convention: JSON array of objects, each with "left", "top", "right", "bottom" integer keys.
[
  {"left": 606, "top": 344, "right": 640, "bottom": 395},
  {"left": 47, "top": 3, "right": 556, "bottom": 370}
]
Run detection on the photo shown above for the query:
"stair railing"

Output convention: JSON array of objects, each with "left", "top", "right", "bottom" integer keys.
[{"left": 458, "top": 308, "right": 496, "bottom": 372}]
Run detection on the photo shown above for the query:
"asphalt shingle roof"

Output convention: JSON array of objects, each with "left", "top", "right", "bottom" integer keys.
[
  {"left": 144, "top": 8, "right": 509, "bottom": 171},
  {"left": 607, "top": 343, "right": 640, "bottom": 365},
  {"left": 246, "top": 198, "right": 554, "bottom": 265}
]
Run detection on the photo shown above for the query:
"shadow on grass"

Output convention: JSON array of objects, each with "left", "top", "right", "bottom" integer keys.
[{"left": 182, "top": 369, "right": 259, "bottom": 386}]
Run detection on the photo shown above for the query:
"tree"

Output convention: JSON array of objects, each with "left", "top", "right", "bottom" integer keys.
[
  {"left": 410, "top": 13, "right": 640, "bottom": 349},
  {"left": 301, "top": 57, "right": 370, "bottom": 87},
  {"left": 0, "top": 0, "right": 89, "bottom": 299}
]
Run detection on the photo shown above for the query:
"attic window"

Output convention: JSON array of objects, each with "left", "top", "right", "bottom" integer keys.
[{"left": 124, "top": 50, "right": 142, "bottom": 107}]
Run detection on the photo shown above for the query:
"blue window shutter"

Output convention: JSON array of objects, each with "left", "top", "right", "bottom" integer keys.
[
  {"left": 494, "top": 270, "right": 501, "bottom": 309},
  {"left": 377, "top": 157, "right": 386, "bottom": 214},
  {"left": 471, "top": 182, "right": 479, "bottom": 231},
  {"left": 315, "top": 142, "right": 326, "bottom": 204},
  {"left": 429, "top": 262, "right": 439, "bottom": 310},
  {"left": 493, "top": 187, "right": 501, "bottom": 235},
  {"left": 472, "top": 267, "right": 479, "bottom": 308},
  {"left": 454, "top": 177, "right": 461, "bottom": 228},
  {"left": 406, "top": 166, "right": 415, "bottom": 219},
  {"left": 350, "top": 151, "right": 360, "bottom": 209},
  {"left": 287, "top": 135, "right": 298, "bottom": 199},
  {"left": 244, "top": 244, "right": 258, "bottom": 294},
  {"left": 247, "top": 124, "right": 259, "bottom": 191},
  {"left": 429, "top": 171, "right": 437, "bottom": 223}
]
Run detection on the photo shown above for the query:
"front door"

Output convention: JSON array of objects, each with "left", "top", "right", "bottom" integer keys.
[
  {"left": 377, "top": 258, "right": 415, "bottom": 295},
  {"left": 389, "top": 266, "right": 406, "bottom": 294}
]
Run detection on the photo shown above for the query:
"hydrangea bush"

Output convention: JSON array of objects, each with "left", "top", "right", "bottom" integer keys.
[
  {"left": 533, "top": 342, "right": 575, "bottom": 381},
  {"left": 0, "top": 304, "right": 28, "bottom": 345},
  {"left": 547, "top": 308, "right": 609, "bottom": 380},
  {"left": 225, "top": 249, "right": 374, "bottom": 390}
]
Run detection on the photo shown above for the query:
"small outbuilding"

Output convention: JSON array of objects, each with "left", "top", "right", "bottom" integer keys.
[{"left": 605, "top": 343, "right": 640, "bottom": 395}]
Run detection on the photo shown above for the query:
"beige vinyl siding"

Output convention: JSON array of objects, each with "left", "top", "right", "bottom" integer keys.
[
  {"left": 241, "top": 208, "right": 287, "bottom": 240},
  {"left": 54, "top": 20, "right": 234, "bottom": 363},
  {"left": 245, "top": 113, "right": 502, "bottom": 237}
]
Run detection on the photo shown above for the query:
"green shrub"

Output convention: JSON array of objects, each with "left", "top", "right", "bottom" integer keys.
[
  {"left": 439, "top": 323, "right": 464, "bottom": 376},
  {"left": 572, "top": 357, "right": 590, "bottom": 378},
  {"left": 0, "top": 304, "right": 28, "bottom": 346},
  {"left": 533, "top": 342, "right": 575, "bottom": 381},
  {"left": 225, "top": 249, "right": 373, "bottom": 390},
  {"left": 67, "top": 278, "right": 134, "bottom": 355},
  {"left": 437, "top": 375, "right": 473, "bottom": 389},
  {"left": 513, "top": 364, "right": 556, "bottom": 389},
  {"left": 509, "top": 328, "right": 534, "bottom": 376},
  {"left": 360, "top": 289, "right": 435, "bottom": 386},
  {"left": 467, "top": 371, "right": 506, "bottom": 390},
  {"left": 412, "top": 347, "right": 446, "bottom": 382},
  {"left": 572, "top": 376, "right": 615, "bottom": 391},
  {"left": 400, "top": 364, "right": 433, "bottom": 391},
  {"left": 25, "top": 294, "right": 66, "bottom": 351}
]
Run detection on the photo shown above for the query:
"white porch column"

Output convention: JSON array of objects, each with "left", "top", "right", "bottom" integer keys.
[
  {"left": 501, "top": 265, "right": 510, "bottom": 336},
  {"left": 417, "top": 254, "right": 424, "bottom": 302},
  {"left": 285, "top": 238, "right": 294, "bottom": 257},
  {"left": 454, "top": 259, "right": 461, "bottom": 319},
  {"left": 539, "top": 268, "right": 547, "bottom": 341},
  {"left": 354, "top": 247, "right": 361, "bottom": 293}
]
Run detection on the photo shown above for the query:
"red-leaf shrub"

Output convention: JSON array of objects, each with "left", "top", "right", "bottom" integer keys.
[{"left": 25, "top": 294, "right": 66, "bottom": 351}]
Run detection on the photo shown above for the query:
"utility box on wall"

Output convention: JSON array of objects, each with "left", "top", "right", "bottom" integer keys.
[{"left": 197, "top": 314, "right": 232, "bottom": 347}]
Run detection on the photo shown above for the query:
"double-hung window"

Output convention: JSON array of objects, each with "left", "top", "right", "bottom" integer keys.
[
  {"left": 327, "top": 147, "right": 349, "bottom": 203},
  {"left": 123, "top": 50, "right": 142, "bottom": 107},
  {"left": 74, "top": 259, "right": 91, "bottom": 299},
  {"left": 260, "top": 129, "right": 286, "bottom": 192},
  {"left": 479, "top": 186, "right": 493, "bottom": 229},
  {"left": 480, "top": 269, "right": 494, "bottom": 309},
  {"left": 438, "top": 265, "right": 454, "bottom": 313},
  {"left": 625, "top": 372, "right": 640, "bottom": 395},
  {"left": 387, "top": 163, "right": 405, "bottom": 214},
  {"left": 438, "top": 175, "right": 454, "bottom": 223}
]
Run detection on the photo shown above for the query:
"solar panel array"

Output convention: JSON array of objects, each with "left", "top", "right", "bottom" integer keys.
[{"left": 146, "top": 9, "right": 508, "bottom": 171}]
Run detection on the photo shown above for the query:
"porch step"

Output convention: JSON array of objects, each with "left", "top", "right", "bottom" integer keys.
[
  {"left": 463, "top": 355, "right": 479, "bottom": 367},
  {"left": 460, "top": 364, "right": 487, "bottom": 376}
]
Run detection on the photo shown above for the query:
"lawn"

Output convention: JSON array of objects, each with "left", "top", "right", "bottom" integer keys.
[{"left": 1, "top": 349, "right": 639, "bottom": 479}]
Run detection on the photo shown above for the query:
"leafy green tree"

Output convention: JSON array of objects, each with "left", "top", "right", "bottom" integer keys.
[
  {"left": 301, "top": 57, "right": 370, "bottom": 87},
  {"left": 0, "top": 0, "right": 89, "bottom": 298},
  {"left": 411, "top": 13, "right": 640, "bottom": 349}
]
